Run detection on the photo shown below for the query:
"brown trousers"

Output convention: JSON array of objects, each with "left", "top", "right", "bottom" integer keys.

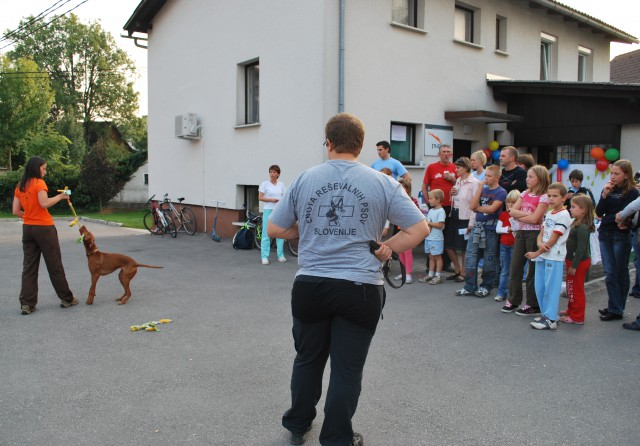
[{"left": 20, "top": 225, "right": 74, "bottom": 308}]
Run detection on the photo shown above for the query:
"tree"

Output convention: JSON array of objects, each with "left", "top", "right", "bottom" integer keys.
[
  {"left": 9, "top": 14, "right": 139, "bottom": 150},
  {"left": 80, "top": 140, "right": 117, "bottom": 212},
  {"left": 0, "top": 55, "right": 54, "bottom": 170}
]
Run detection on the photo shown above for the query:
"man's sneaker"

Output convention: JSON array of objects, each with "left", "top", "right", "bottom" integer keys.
[
  {"left": 455, "top": 288, "right": 472, "bottom": 296},
  {"left": 530, "top": 316, "right": 557, "bottom": 330},
  {"left": 501, "top": 301, "right": 517, "bottom": 313},
  {"left": 515, "top": 305, "right": 541, "bottom": 316},
  {"left": 474, "top": 287, "right": 489, "bottom": 297},
  {"left": 60, "top": 298, "right": 78, "bottom": 309},
  {"left": 352, "top": 432, "right": 364, "bottom": 446},
  {"left": 494, "top": 295, "right": 506, "bottom": 302},
  {"left": 428, "top": 276, "right": 442, "bottom": 285},
  {"left": 21, "top": 305, "right": 36, "bottom": 315},
  {"left": 418, "top": 275, "right": 434, "bottom": 283},
  {"left": 289, "top": 425, "right": 311, "bottom": 445}
]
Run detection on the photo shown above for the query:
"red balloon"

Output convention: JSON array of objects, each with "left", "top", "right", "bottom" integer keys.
[
  {"left": 591, "top": 147, "right": 605, "bottom": 160},
  {"left": 596, "top": 159, "right": 610, "bottom": 172},
  {"left": 483, "top": 148, "right": 493, "bottom": 159}
]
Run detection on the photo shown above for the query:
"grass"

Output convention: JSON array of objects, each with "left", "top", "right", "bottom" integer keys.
[{"left": 0, "top": 209, "right": 147, "bottom": 230}]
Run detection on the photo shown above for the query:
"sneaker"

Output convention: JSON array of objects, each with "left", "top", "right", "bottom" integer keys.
[
  {"left": 494, "top": 295, "right": 506, "bottom": 302},
  {"left": 418, "top": 275, "right": 434, "bottom": 283},
  {"left": 278, "top": 257, "right": 287, "bottom": 263},
  {"left": 428, "top": 276, "right": 442, "bottom": 285},
  {"left": 394, "top": 274, "right": 403, "bottom": 281},
  {"left": 21, "top": 305, "right": 36, "bottom": 315},
  {"left": 352, "top": 432, "right": 364, "bottom": 446},
  {"left": 530, "top": 316, "right": 557, "bottom": 330},
  {"left": 405, "top": 275, "right": 413, "bottom": 284},
  {"left": 60, "top": 297, "right": 78, "bottom": 308},
  {"left": 455, "top": 288, "right": 472, "bottom": 296},
  {"left": 515, "top": 305, "right": 541, "bottom": 317},
  {"left": 501, "top": 301, "right": 517, "bottom": 313},
  {"left": 474, "top": 287, "right": 489, "bottom": 298},
  {"left": 261, "top": 258, "right": 270, "bottom": 265},
  {"left": 289, "top": 425, "right": 312, "bottom": 445},
  {"left": 560, "top": 315, "right": 584, "bottom": 325}
]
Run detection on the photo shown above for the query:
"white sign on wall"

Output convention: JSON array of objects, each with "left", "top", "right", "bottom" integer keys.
[
  {"left": 424, "top": 124, "right": 453, "bottom": 156},
  {"left": 552, "top": 163, "right": 608, "bottom": 203}
]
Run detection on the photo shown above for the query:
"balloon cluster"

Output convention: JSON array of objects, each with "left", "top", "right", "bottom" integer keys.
[
  {"left": 483, "top": 141, "right": 501, "bottom": 162},
  {"left": 591, "top": 147, "right": 619, "bottom": 172}
]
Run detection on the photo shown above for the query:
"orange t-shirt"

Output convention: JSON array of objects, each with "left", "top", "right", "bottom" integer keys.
[{"left": 14, "top": 179, "right": 54, "bottom": 226}]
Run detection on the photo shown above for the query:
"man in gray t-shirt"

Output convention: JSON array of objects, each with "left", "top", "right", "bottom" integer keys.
[{"left": 269, "top": 113, "right": 428, "bottom": 446}]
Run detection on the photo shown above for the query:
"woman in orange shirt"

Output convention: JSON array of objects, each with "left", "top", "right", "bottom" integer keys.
[{"left": 13, "top": 157, "right": 78, "bottom": 315}]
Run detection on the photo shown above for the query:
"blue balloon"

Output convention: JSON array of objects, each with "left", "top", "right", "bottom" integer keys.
[
  {"left": 491, "top": 150, "right": 500, "bottom": 161},
  {"left": 557, "top": 159, "right": 569, "bottom": 170}
]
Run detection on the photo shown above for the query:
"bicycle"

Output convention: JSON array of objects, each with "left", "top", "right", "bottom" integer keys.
[
  {"left": 143, "top": 195, "right": 177, "bottom": 238},
  {"left": 233, "top": 206, "right": 298, "bottom": 256},
  {"left": 161, "top": 193, "right": 197, "bottom": 235}
]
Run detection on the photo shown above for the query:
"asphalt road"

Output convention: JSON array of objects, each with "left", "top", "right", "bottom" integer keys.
[{"left": 0, "top": 220, "right": 638, "bottom": 446}]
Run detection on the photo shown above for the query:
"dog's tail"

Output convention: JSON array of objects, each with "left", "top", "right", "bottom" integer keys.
[{"left": 135, "top": 264, "right": 164, "bottom": 269}]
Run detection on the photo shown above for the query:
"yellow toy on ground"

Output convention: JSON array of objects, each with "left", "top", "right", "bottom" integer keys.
[{"left": 131, "top": 319, "right": 172, "bottom": 332}]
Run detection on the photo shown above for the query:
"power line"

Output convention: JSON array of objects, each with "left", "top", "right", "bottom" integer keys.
[
  {"left": 0, "top": 0, "right": 72, "bottom": 44},
  {"left": 0, "top": 0, "right": 91, "bottom": 52}
]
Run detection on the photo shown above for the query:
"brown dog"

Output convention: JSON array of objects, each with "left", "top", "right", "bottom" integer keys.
[{"left": 79, "top": 225, "right": 162, "bottom": 305}]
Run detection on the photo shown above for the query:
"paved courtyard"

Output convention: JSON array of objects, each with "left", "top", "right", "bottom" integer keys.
[{"left": 0, "top": 220, "right": 638, "bottom": 446}]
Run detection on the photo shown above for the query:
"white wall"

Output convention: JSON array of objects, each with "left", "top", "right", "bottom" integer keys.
[
  {"left": 147, "top": 0, "right": 333, "bottom": 210},
  {"left": 115, "top": 162, "right": 148, "bottom": 204},
  {"left": 621, "top": 124, "right": 640, "bottom": 171}
]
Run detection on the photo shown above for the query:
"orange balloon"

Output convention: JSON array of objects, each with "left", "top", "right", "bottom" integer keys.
[{"left": 590, "top": 147, "right": 605, "bottom": 160}]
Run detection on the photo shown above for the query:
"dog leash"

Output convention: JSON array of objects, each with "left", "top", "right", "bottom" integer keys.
[{"left": 368, "top": 240, "right": 406, "bottom": 289}]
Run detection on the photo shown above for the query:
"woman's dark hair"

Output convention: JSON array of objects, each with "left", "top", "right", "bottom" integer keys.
[
  {"left": 18, "top": 157, "right": 46, "bottom": 192},
  {"left": 268, "top": 164, "right": 281, "bottom": 175}
]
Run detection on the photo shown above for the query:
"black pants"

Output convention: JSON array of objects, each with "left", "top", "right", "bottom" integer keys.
[
  {"left": 20, "top": 225, "right": 74, "bottom": 308},
  {"left": 282, "top": 277, "right": 383, "bottom": 446}
]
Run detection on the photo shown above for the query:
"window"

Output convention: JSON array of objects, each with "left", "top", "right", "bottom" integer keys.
[
  {"left": 557, "top": 144, "right": 606, "bottom": 165},
  {"left": 454, "top": 4, "right": 478, "bottom": 44},
  {"left": 540, "top": 33, "right": 557, "bottom": 80},
  {"left": 578, "top": 46, "right": 592, "bottom": 82},
  {"left": 391, "top": 0, "right": 425, "bottom": 29},
  {"left": 144, "top": 174, "right": 148, "bottom": 185},
  {"left": 495, "top": 15, "right": 507, "bottom": 52},
  {"left": 390, "top": 123, "right": 415, "bottom": 165},
  {"left": 237, "top": 59, "right": 260, "bottom": 126}
]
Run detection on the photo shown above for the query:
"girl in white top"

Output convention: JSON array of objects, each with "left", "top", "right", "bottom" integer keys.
[{"left": 259, "top": 165, "right": 286, "bottom": 264}]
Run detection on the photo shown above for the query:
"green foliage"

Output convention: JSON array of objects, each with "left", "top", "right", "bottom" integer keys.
[
  {"left": 18, "top": 125, "right": 71, "bottom": 163},
  {"left": 56, "top": 112, "right": 87, "bottom": 165},
  {"left": 0, "top": 55, "right": 55, "bottom": 170},
  {"left": 119, "top": 116, "right": 148, "bottom": 151},
  {"left": 80, "top": 140, "right": 118, "bottom": 212}
]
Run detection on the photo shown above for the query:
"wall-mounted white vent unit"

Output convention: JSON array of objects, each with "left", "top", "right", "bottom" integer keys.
[{"left": 175, "top": 113, "right": 200, "bottom": 139}]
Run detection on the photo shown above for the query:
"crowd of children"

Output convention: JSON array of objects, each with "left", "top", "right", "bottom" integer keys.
[{"left": 381, "top": 150, "right": 640, "bottom": 332}]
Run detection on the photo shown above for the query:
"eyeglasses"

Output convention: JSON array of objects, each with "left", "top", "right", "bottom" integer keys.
[{"left": 323, "top": 139, "right": 329, "bottom": 148}]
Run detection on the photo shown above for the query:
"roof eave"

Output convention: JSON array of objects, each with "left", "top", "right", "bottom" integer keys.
[{"left": 123, "top": 0, "right": 168, "bottom": 35}]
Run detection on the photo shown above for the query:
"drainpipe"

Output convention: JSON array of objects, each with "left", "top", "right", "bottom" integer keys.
[{"left": 339, "top": 0, "right": 345, "bottom": 112}]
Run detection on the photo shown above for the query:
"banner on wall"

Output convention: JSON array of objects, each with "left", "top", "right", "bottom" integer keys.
[
  {"left": 424, "top": 124, "right": 453, "bottom": 156},
  {"left": 552, "top": 163, "right": 608, "bottom": 203}
]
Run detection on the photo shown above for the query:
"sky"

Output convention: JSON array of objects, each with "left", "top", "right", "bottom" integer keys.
[{"left": 0, "top": 0, "right": 638, "bottom": 118}]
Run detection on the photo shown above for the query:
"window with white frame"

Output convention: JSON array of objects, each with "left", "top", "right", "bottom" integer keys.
[
  {"left": 392, "top": 0, "right": 425, "bottom": 29},
  {"left": 237, "top": 59, "right": 260, "bottom": 126},
  {"left": 578, "top": 46, "right": 592, "bottom": 82},
  {"left": 454, "top": 3, "right": 479, "bottom": 44},
  {"left": 495, "top": 15, "right": 507, "bottom": 52},
  {"left": 540, "top": 33, "right": 557, "bottom": 80},
  {"left": 390, "top": 122, "right": 415, "bottom": 165}
]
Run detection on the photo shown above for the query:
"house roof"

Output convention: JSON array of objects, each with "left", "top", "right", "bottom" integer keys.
[
  {"left": 611, "top": 49, "right": 640, "bottom": 84},
  {"left": 488, "top": 80, "right": 640, "bottom": 101},
  {"left": 122, "top": 0, "right": 638, "bottom": 43}
]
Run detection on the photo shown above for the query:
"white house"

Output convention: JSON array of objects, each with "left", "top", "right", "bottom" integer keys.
[{"left": 124, "top": 0, "right": 638, "bottom": 235}]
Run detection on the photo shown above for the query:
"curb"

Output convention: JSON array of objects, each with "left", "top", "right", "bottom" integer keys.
[{"left": 0, "top": 216, "right": 123, "bottom": 227}]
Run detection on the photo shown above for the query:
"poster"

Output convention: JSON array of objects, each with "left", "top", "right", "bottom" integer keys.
[{"left": 424, "top": 124, "right": 453, "bottom": 156}]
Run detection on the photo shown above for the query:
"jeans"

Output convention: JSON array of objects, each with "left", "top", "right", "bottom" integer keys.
[
  {"left": 498, "top": 244, "right": 513, "bottom": 298},
  {"left": 463, "top": 225, "right": 498, "bottom": 293},
  {"left": 631, "top": 229, "right": 640, "bottom": 296},
  {"left": 282, "top": 278, "right": 383, "bottom": 446},
  {"left": 533, "top": 258, "right": 563, "bottom": 321},
  {"left": 599, "top": 230, "right": 632, "bottom": 315},
  {"left": 261, "top": 209, "right": 285, "bottom": 259}
]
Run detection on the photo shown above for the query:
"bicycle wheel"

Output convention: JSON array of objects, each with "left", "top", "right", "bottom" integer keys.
[
  {"left": 143, "top": 210, "right": 158, "bottom": 234},
  {"left": 253, "top": 224, "right": 262, "bottom": 249},
  {"left": 163, "top": 210, "right": 178, "bottom": 238},
  {"left": 181, "top": 207, "right": 197, "bottom": 235},
  {"left": 287, "top": 238, "right": 299, "bottom": 257}
]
